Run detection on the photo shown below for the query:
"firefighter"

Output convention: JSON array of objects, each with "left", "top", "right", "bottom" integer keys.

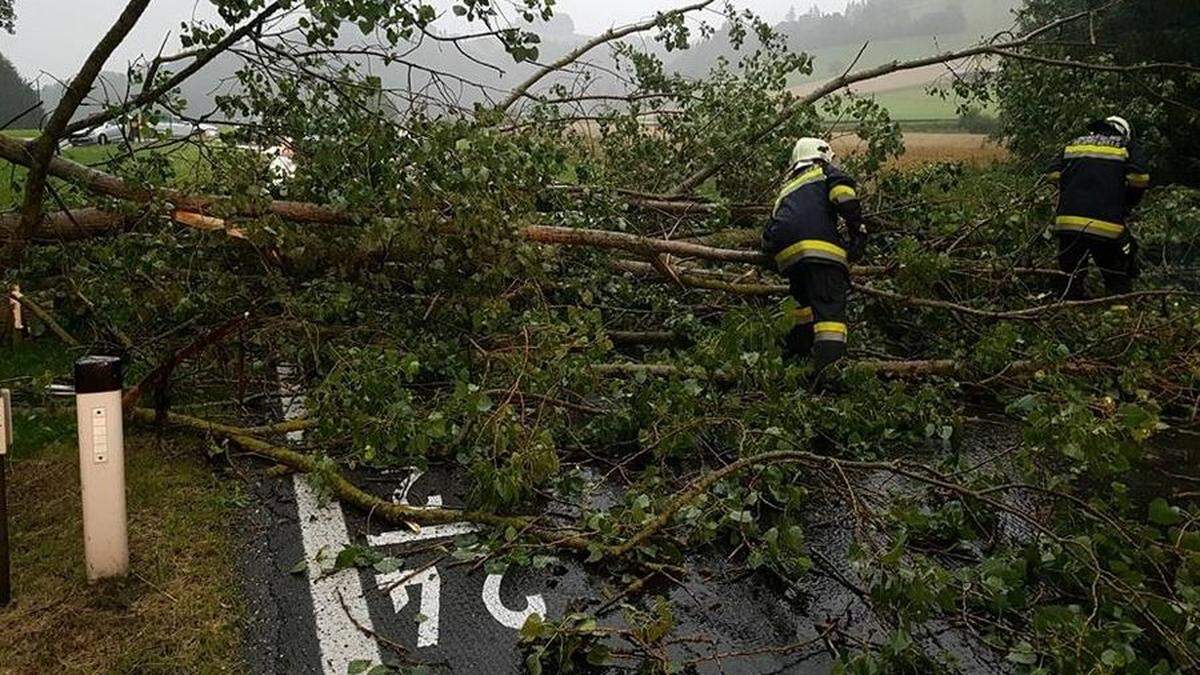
[
  {"left": 762, "top": 137, "right": 868, "bottom": 372},
  {"left": 1047, "top": 116, "right": 1150, "bottom": 298}
]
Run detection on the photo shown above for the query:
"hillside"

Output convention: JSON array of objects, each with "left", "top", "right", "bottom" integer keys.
[{"left": 670, "top": 0, "right": 1020, "bottom": 120}]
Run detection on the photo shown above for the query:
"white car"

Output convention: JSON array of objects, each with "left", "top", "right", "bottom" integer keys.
[
  {"left": 71, "top": 122, "right": 124, "bottom": 146},
  {"left": 152, "top": 120, "right": 219, "bottom": 140}
]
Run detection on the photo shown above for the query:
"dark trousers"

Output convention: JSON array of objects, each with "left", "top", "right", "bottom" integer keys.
[
  {"left": 1056, "top": 233, "right": 1135, "bottom": 299},
  {"left": 783, "top": 261, "right": 849, "bottom": 371}
]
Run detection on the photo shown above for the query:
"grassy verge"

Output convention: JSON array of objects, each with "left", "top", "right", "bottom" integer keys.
[{"left": 0, "top": 342, "right": 246, "bottom": 674}]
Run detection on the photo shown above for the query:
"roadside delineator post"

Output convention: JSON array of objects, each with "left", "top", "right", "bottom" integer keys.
[
  {"left": 74, "top": 357, "right": 128, "bottom": 582},
  {"left": 0, "top": 388, "right": 12, "bottom": 606}
]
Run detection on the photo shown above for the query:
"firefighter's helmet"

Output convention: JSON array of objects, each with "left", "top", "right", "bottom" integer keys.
[{"left": 791, "top": 137, "right": 835, "bottom": 170}]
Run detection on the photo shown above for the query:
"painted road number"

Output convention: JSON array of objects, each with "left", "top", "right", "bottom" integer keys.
[{"left": 368, "top": 469, "right": 547, "bottom": 647}]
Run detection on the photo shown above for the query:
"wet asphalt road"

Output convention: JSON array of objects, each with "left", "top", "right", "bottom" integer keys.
[{"left": 233, "top": 455, "right": 1014, "bottom": 674}]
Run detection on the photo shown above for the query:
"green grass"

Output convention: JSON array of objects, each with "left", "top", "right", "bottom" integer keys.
[
  {"left": 0, "top": 339, "right": 247, "bottom": 673},
  {"left": 0, "top": 140, "right": 210, "bottom": 209},
  {"left": 871, "top": 84, "right": 964, "bottom": 120},
  {"left": 1, "top": 129, "right": 40, "bottom": 139},
  {"left": 792, "top": 32, "right": 978, "bottom": 82}
]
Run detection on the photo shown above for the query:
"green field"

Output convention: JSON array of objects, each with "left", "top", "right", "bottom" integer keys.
[
  {"left": 0, "top": 136, "right": 215, "bottom": 209},
  {"left": 871, "top": 84, "right": 963, "bottom": 120}
]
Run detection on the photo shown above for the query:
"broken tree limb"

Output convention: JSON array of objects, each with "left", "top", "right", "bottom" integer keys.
[
  {"left": 540, "top": 184, "right": 767, "bottom": 222},
  {"left": 4, "top": 207, "right": 147, "bottom": 243},
  {"left": 130, "top": 408, "right": 579, "bottom": 541},
  {"left": 591, "top": 362, "right": 736, "bottom": 383},
  {"left": 6, "top": 289, "right": 81, "bottom": 348},
  {"left": 608, "top": 255, "right": 1196, "bottom": 322},
  {"left": 523, "top": 224, "right": 766, "bottom": 264},
  {"left": 63, "top": 1, "right": 287, "bottom": 136},
  {"left": 539, "top": 226, "right": 1065, "bottom": 283},
  {"left": 171, "top": 210, "right": 248, "bottom": 239},
  {"left": 668, "top": 3, "right": 1121, "bottom": 194},
  {"left": 611, "top": 259, "right": 782, "bottom": 296},
  {"left": 3, "top": 0, "right": 153, "bottom": 265},
  {"left": 607, "top": 330, "right": 684, "bottom": 347},
  {"left": 0, "top": 134, "right": 366, "bottom": 227},
  {"left": 495, "top": 1, "right": 714, "bottom": 114},
  {"left": 856, "top": 284, "right": 1198, "bottom": 321},
  {"left": 122, "top": 312, "right": 252, "bottom": 410}
]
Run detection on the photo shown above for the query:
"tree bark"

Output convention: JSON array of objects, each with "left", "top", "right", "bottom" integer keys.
[{"left": 0, "top": 134, "right": 365, "bottom": 227}]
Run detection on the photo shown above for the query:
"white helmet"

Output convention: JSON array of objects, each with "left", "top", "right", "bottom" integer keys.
[
  {"left": 791, "top": 137, "right": 834, "bottom": 169},
  {"left": 1105, "top": 115, "right": 1132, "bottom": 141}
]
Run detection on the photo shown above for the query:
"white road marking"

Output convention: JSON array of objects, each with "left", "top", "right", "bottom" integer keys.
[
  {"left": 381, "top": 566, "right": 442, "bottom": 647},
  {"left": 278, "top": 365, "right": 382, "bottom": 673},
  {"left": 367, "top": 468, "right": 482, "bottom": 546},
  {"left": 482, "top": 572, "right": 546, "bottom": 629},
  {"left": 367, "top": 523, "right": 481, "bottom": 547},
  {"left": 369, "top": 467, "right": 548, "bottom": 639}
]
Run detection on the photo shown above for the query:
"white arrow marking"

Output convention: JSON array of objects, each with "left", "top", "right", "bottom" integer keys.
[
  {"left": 482, "top": 572, "right": 546, "bottom": 629},
  {"left": 380, "top": 566, "right": 442, "bottom": 647}
]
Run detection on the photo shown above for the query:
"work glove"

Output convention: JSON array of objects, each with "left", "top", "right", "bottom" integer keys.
[
  {"left": 846, "top": 221, "right": 869, "bottom": 264},
  {"left": 1122, "top": 235, "right": 1141, "bottom": 280}
]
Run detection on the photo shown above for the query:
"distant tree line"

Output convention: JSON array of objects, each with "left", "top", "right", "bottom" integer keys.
[
  {"left": 0, "top": 53, "right": 42, "bottom": 130},
  {"left": 780, "top": 0, "right": 968, "bottom": 51}
]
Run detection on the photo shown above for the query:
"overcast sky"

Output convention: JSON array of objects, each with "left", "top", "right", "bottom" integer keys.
[{"left": 0, "top": 0, "right": 847, "bottom": 82}]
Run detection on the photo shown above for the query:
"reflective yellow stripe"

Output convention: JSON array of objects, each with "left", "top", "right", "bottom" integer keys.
[
  {"left": 775, "top": 239, "right": 848, "bottom": 270},
  {"left": 793, "top": 306, "right": 814, "bottom": 324},
  {"left": 1126, "top": 173, "right": 1150, "bottom": 188},
  {"left": 1064, "top": 144, "right": 1128, "bottom": 160},
  {"left": 773, "top": 166, "right": 825, "bottom": 214},
  {"left": 1055, "top": 215, "right": 1125, "bottom": 238},
  {"left": 814, "top": 321, "right": 848, "bottom": 343},
  {"left": 829, "top": 185, "right": 857, "bottom": 203}
]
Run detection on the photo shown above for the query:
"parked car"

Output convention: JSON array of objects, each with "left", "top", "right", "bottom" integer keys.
[
  {"left": 151, "top": 120, "right": 220, "bottom": 140},
  {"left": 70, "top": 122, "right": 125, "bottom": 146}
]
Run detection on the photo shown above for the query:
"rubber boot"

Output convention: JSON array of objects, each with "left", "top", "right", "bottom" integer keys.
[
  {"left": 810, "top": 341, "right": 847, "bottom": 393},
  {"left": 782, "top": 325, "right": 814, "bottom": 364}
]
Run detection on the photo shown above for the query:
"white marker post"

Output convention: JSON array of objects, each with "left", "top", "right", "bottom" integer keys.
[
  {"left": 0, "top": 388, "right": 12, "bottom": 605},
  {"left": 74, "top": 357, "right": 128, "bottom": 582}
]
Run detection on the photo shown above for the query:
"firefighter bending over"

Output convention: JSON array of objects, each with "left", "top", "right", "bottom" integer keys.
[
  {"left": 1047, "top": 116, "right": 1150, "bottom": 298},
  {"left": 762, "top": 137, "right": 868, "bottom": 372}
]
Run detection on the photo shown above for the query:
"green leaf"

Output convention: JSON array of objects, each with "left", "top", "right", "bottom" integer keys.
[
  {"left": 347, "top": 660, "right": 374, "bottom": 675},
  {"left": 1006, "top": 641, "right": 1038, "bottom": 665},
  {"left": 373, "top": 557, "right": 402, "bottom": 574},
  {"left": 1149, "top": 498, "right": 1182, "bottom": 526},
  {"left": 586, "top": 644, "right": 611, "bottom": 666},
  {"left": 289, "top": 559, "right": 308, "bottom": 575}
]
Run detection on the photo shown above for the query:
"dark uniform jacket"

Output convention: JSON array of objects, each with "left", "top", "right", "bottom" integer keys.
[
  {"left": 762, "top": 163, "right": 865, "bottom": 273},
  {"left": 1048, "top": 133, "right": 1150, "bottom": 240}
]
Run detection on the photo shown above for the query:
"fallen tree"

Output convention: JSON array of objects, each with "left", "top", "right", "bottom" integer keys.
[{"left": 4, "top": 0, "right": 1200, "bottom": 670}]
